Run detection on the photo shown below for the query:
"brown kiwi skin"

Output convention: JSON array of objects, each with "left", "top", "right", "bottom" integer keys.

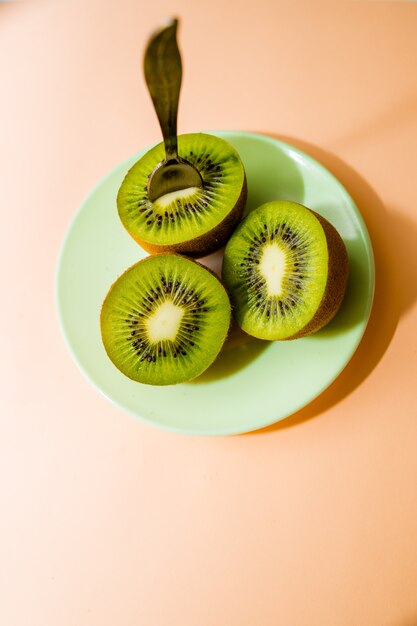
[
  {"left": 130, "top": 175, "right": 247, "bottom": 258},
  {"left": 285, "top": 209, "right": 349, "bottom": 340}
]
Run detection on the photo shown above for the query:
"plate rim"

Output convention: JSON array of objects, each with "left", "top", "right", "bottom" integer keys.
[{"left": 55, "top": 130, "right": 375, "bottom": 436}]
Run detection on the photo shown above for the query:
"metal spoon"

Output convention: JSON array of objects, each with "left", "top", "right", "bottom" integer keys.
[{"left": 144, "top": 18, "right": 203, "bottom": 202}]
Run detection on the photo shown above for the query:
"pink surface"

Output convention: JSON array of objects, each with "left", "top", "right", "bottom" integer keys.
[{"left": 1, "top": 1, "right": 417, "bottom": 625}]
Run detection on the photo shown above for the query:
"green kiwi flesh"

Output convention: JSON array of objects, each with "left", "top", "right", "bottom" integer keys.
[
  {"left": 117, "top": 133, "right": 247, "bottom": 257},
  {"left": 101, "top": 254, "right": 231, "bottom": 385},
  {"left": 222, "top": 201, "right": 349, "bottom": 340}
]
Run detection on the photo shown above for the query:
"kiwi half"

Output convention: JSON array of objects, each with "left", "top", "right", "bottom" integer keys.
[
  {"left": 101, "top": 254, "right": 231, "bottom": 385},
  {"left": 222, "top": 201, "right": 349, "bottom": 340},
  {"left": 117, "top": 133, "right": 247, "bottom": 257}
]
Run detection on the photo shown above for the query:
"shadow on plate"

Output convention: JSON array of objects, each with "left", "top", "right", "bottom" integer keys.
[
  {"left": 247, "top": 133, "right": 417, "bottom": 434},
  {"left": 192, "top": 322, "right": 269, "bottom": 383}
]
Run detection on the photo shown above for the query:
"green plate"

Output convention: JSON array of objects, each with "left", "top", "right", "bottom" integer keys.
[{"left": 56, "top": 131, "right": 374, "bottom": 435}]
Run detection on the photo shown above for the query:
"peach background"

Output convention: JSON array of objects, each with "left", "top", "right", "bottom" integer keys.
[{"left": 1, "top": 1, "right": 417, "bottom": 625}]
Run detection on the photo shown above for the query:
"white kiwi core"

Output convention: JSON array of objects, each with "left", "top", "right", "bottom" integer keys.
[
  {"left": 155, "top": 187, "right": 201, "bottom": 208},
  {"left": 259, "top": 243, "right": 287, "bottom": 296},
  {"left": 146, "top": 301, "right": 184, "bottom": 343}
]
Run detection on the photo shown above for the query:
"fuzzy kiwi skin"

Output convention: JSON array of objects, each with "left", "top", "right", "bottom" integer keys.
[
  {"left": 131, "top": 176, "right": 247, "bottom": 258},
  {"left": 285, "top": 210, "right": 349, "bottom": 340}
]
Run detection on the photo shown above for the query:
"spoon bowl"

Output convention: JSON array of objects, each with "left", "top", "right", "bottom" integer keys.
[{"left": 147, "top": 158, "right": 202, "bottom": 202}]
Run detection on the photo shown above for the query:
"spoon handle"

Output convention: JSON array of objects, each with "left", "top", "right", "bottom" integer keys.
[{"left": 144, "top": 18, "right": 182, "bottom": 162}]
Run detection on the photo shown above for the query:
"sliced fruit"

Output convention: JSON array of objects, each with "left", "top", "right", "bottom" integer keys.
[
  {"left": 222, "top": 200, "right": 349, "bottom": 340},
  {"left": 117, "top": 133, "right": 247, "bottom": 257},
  {"left": 101, "top": 254, "right": 231, "bottom": 385}
]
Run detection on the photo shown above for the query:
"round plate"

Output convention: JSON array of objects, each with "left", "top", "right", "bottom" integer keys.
[{"left": 56, "top": 131, "right": 374, "bottom": 435}]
